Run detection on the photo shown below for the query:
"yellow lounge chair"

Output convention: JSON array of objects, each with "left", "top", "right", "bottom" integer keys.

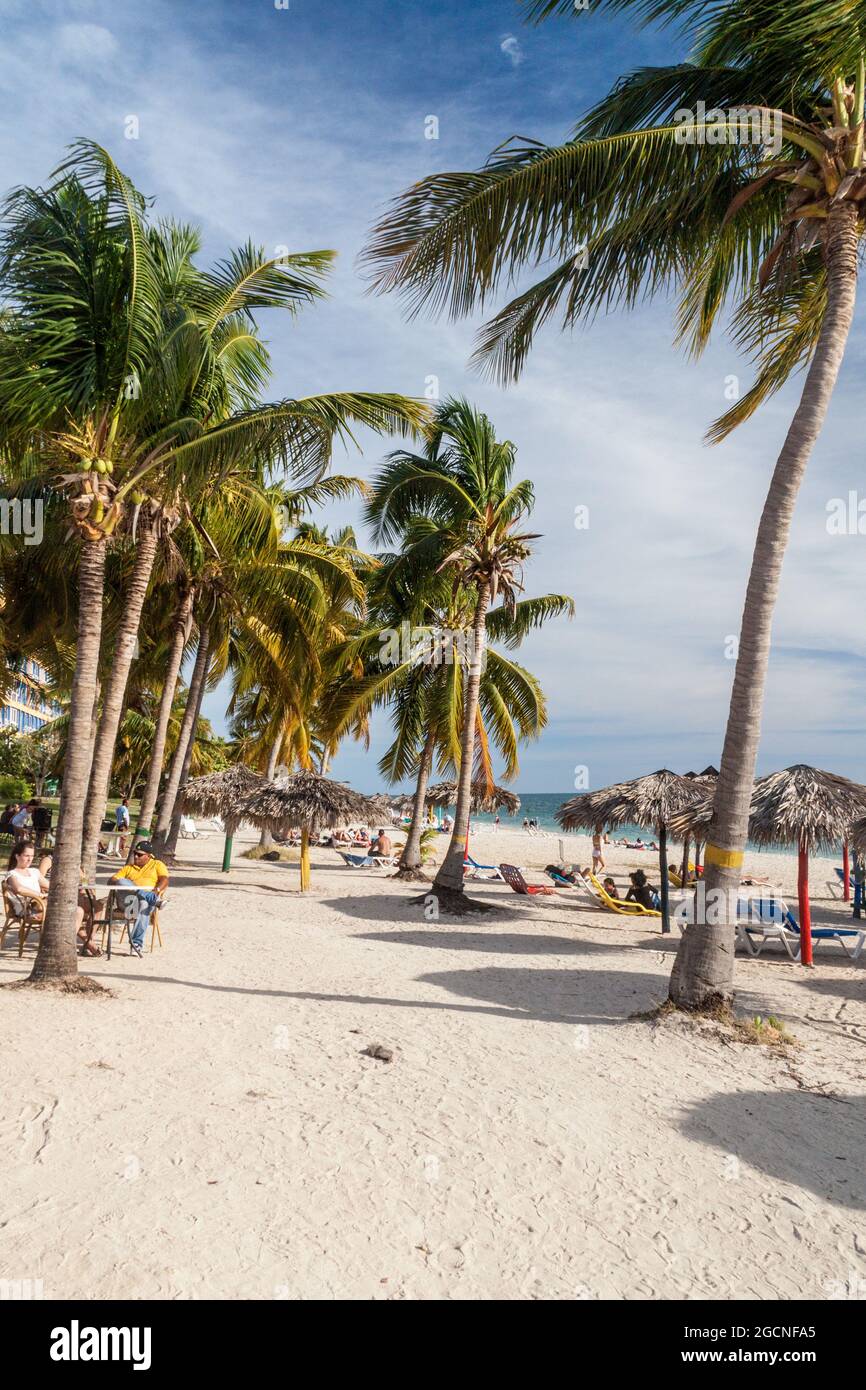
[{"left": 589, "top": 873, "right": 660, "bottom": 917}]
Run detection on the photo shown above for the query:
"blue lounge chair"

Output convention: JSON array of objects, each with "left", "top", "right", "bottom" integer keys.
[
  {"left": 463, "top": 855, "right": 504, "bottom": 881},
  {"left": 738, "top": 896, "right": 866, "bottom": 962},
  {"left": 339, "top": 850, "right": 392, "bottom": 869}
]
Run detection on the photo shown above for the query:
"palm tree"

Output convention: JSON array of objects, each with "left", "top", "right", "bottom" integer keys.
[
  {"left": 0, "top": 141, "right": 427, "bottom": 984},
  {"left": 330, "top": 536, "right": 570, "bottom": 879},
  {"left": 365, "top": 397, "right": 571, "bottom": 908},
  {"left": 363, "top": 2, "right": 866, "bottom": 997}
]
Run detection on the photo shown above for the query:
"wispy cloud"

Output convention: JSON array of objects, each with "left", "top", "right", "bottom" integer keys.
[
  {"left": 1, "top": 0, "right": 863, "bottom": 789},
  {"left": 500, "top": 34, "right": 524, "bottom": 67}
]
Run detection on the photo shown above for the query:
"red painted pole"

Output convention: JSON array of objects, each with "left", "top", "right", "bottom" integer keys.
[
  {"left": 843, "top": 841, "right": 851, "bottom": 902},
  {"left": 798, "top": 840, "right": 813, "bottom": 966}
]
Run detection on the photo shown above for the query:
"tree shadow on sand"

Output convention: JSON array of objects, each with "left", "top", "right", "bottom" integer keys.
[
  {"left": 680, "top": 1089, "right": 866, "bottom": 1210},
  {"left": 86, "top": 963, "right": 670, "bottom": 1026},
  {"left": 352, "top": 928, "right": 625, "bottom": 957}
]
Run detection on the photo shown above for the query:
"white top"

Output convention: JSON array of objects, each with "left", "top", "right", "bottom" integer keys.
[
  {"left": 11, "top": 810, "right": 30, "bottom": 828},
  {"left": 7, "top": 866, "right": 44, "bottom": 897}
]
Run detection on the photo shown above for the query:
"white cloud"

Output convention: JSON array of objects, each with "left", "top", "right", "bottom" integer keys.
[
  {"left": 56, "top": 22, "right": 118, "bottom": 62},
  {"left": 500, "top": 34, "right": 523, "bottom": 67}
]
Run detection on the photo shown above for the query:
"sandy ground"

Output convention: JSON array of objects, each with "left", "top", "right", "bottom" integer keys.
[{"left": 1, "top": 823, "right": 865, "bottom": 1301}]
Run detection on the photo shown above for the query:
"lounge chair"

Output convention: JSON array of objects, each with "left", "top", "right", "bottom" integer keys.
[
  {"left": 180, "top": 816, "right": 209, "bottom": 839},
  {"left": 499, "top": 863, "right": 556, "bottom": 897},
  {"left": 545, "top": 867, "right": 577, "bottom": 888},
  {"left": 742, "top": 896, "right": 866, "bottom": 962},
  {"left": 588, "top": 872, "right": 660, "bottom": 917},
  {"left": 338, "top": 850, "right": 396, "bottom": 869},
  {"left": 464, "top": 855, "right": 504, "bottom": 881}
]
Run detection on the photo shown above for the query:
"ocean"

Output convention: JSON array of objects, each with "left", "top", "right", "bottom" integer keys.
[{"left": 441, "top": 792, "right": 830, "bottom": 860}]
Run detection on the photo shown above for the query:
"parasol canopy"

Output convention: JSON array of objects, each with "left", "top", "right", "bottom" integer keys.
[
  {"left": 425, "top": 781, "right": 521, "bottom": 815},
  {"left": 557, "top": 769, "right": 703, "bottom": 835},
  {"left": 669, "top": 764, "right": 866, "bottom": 854},
  {"left": 557, "top": 769, "right": 705, "bottom": 935},
  {"left": 241, "top": 771, "right": 379, "bottom": 836},
  {"left": 182, "top": 764, "right": 266, "bottom": 836}
]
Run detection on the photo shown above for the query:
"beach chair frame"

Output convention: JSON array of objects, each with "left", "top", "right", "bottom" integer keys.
[{"left": 1, "top": 879, "right": 44, "bottom": 957}]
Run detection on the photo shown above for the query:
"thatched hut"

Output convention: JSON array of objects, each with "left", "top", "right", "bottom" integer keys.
[
  {"left": 182, "top": 765, "right": 266, "bottom": 872},
  {"left": 241, "top": 772, "right": 379, "bottom": 891},
  {"left": 671, "top": 764, "right": 866, "bottom": 962},
  {"left": 557, "top": 769, "right": 705, "bottom": 933},
  {"left": 425, "top": 781, "right": 521, "bottom": 816}
]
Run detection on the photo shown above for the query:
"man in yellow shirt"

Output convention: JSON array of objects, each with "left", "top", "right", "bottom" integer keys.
[{"left": 106, "top": 842, "right": 169, "bottom": 958}]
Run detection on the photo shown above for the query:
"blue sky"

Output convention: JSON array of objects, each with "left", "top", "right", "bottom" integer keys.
[{"left": 2, "top": 0, "right": 864, "bottom": 791}]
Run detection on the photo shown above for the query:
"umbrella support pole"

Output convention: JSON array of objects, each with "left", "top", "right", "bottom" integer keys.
[
  {"left": 300, "top": 828, "right": 311, "bottom": 893},
  {"left": 798, "top": 841, "right": 813, "bottom": 966},
  {"left": 659, "top": 825, "right": 670, "bottom": 934},
  {"left": 843, "top": 841, "right": 850, "bottom": 902},
  {"left": 222, "top": 834, "right": 233, "bottom": 873}
]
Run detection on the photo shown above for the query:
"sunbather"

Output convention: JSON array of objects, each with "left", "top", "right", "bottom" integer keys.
[{"left": 625, "top": 869, "right": 656, "bottom": 910}]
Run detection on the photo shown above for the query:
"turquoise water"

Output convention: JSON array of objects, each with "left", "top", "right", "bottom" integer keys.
[{"left": 442, "top": 792, "right": 825, "bottom": 859}]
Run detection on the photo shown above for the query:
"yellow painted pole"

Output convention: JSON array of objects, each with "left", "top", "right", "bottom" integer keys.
[{"left": 300, "top": 827, "right": 311, "bottom": 893}]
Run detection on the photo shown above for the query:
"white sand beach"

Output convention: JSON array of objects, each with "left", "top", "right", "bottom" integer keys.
[{"left": 2, "top": 825, "right": 865, "bottom": 1301}]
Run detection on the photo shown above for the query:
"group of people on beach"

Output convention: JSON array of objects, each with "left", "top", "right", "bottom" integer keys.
[
  {"left": 4, "top": 834, "right": 168, "bottom": 959},
  {"left": 0, "top": 798, "right": 52, "bottom": 845}
]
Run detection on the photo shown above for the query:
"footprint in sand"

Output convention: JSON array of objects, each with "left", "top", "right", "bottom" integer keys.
[{"left": 0, "top": 1098, "right": 58, "bottom": 1163}]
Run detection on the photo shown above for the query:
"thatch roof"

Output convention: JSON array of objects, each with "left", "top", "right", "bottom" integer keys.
[
  {"left": 557, "top": 769, "right": 703, "bottom": 834},
  {"left": 670, "top": 764, "right": 866, "bottom": 853},
  {"left": 240, "top": 771, "right": 379, "bottom": 834},
  {"left": 182, "top": 765, "right": 266, "bottom": 833},
  {"left": 425, "top": 781, "right": 521, "bottom": 815}
]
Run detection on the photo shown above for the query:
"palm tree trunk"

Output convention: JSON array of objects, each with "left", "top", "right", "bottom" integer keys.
[
  {"left": 395, "top": 724, "right": 437, "bottom": 880},
  {"left": 30, "top": 540, "right": 107, "bottom": 987},
  {"left": 670, "top": 201, "right": 859, "bottom": 1010},
  {"left": 258, "top": 735, "right": 282, "bottom": 849},
  {"left": 80, "top": 523, "right": 159, "bottom": 878},
  {"left": 431, "top": 583, "right": 490, "bottom": 902},
  {"left": 161, "top": 649, "right": 211, "bottom": 861},
  {"left": 153, "top": 630, "right": 210, "bottom": 852},
  {"left": 130, "top": 588, "right": 194, "bottom": 854}
]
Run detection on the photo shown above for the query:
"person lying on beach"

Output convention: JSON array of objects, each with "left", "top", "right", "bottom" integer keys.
[{"left": 625, "top": 869, "right": 656, "bottom": 910}]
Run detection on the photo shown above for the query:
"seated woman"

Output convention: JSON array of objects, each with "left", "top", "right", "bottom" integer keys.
[
  {"left": 625, "top": 869, "right": 657, "bottom": 910},
  {"left": 5, "top": 840, "right": 94, "bottom": 952}
]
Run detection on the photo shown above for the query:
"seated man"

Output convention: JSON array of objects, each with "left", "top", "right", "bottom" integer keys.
[
  {"left": 103, "top": 841, "right": 169, "bottom": 958},
  {"left": 371, "top": 828, "right": 393, "bottom": 859}
]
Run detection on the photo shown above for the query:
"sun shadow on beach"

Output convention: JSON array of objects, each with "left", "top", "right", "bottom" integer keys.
[
  {"left": 680, "top": 1089, "right": 866, "bottom": 1210},
  {"left": 414, "top": 964, "right": 670, "bottom": 1023},
  {"left": 352, "top": 929, "right": 624, "bottom": 956},
  {"left": 88, "top": 961, "right": 670, "bottom": 1026}
]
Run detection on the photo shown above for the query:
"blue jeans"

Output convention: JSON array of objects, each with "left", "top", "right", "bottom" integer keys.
[{"left": 113, "top": 880, "right": 160, "bottom": 950}]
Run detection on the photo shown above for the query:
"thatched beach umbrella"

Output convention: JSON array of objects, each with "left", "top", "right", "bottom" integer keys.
[
  {"left": 671, "top": 764, "right": 866, "bottom": 963},
  {"left": 182, "top": 764, "right": 266, "bottom": 872},
  {"left": 425, "top": 781, "right": 521, "bottom": 815},
  {"left": 557, "top": 770, "right": 704, "bottom": 934},
  {"left": 241, "top": 771, "right": 378, "bottom": 892}
]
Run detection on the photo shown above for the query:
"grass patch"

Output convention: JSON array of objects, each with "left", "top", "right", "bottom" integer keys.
[
  {"left": 242, "top": 845, "right": 300, "bottom": 863},
  {"left": 634, "top": 998, "right": 797, "bottom": 1049}
]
